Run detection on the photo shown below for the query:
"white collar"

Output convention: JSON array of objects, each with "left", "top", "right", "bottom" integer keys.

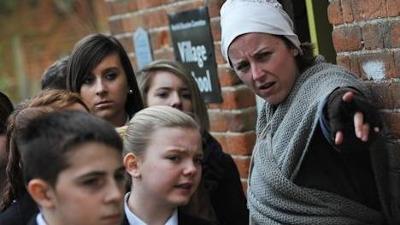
[
  {"left": 125, "top": 113, "right": 130, "bottom": 125},
  {"left": 124, "top": 193, "right": 178, "bottom": 225},
  {"left": 36, "top": 213, "right": 48, "bottom": 225}
]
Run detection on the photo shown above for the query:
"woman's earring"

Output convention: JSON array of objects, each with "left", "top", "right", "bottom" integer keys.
[{"left": 128, "top": 89, "right": 134, "bottom": 94}]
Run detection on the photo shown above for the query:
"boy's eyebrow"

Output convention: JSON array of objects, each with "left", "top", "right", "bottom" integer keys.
[
  {"left": 77, "top": 171, "right": 107, "bottom": 179},
  {"left": 76, "top": 166, "right": 126, "bottom": 179}
]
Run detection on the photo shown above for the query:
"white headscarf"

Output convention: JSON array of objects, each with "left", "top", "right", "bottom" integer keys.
[{"left": 220, "top": 0, "right": 303, "bottom": 65}]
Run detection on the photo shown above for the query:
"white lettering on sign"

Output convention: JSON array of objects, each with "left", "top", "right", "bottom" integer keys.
[
  {"left": 177, "top": 41, "right": 207, "bottom": 68},
  {"left": 191, "top": 70, "right": 212, "bottom": 92}
]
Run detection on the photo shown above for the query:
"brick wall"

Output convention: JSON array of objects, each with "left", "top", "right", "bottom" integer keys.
[
  {"left": 0, "top": 0, "right": 109, "bottom": 101},
  {"left": 328, "top": 0, "right": 400, "bottom": 141},
  {"left": 105, "top": 0, "right": 256, "bottom": 190}
]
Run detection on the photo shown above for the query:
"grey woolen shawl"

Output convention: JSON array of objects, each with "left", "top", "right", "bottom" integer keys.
[{"left": 248, "top": 62, "right": 384, "bottom": 225}]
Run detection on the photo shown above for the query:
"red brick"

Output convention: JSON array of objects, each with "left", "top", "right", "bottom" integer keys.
[
  {"left": 332, "top": 26, "right": 362, "bottom": 52},
  {"left": 136, "top": 0, "right": 170, "bottom": 10},
  {"left": 206, "top": 0, "right": 224, "bottom": 18},
  {"left": 120, "top": 15, "right": 144, "bottom": 33},
  {"left": 142, "top": 9, "right": 169, "bottom": 28},
  {"left": 351, "top": 0, "right": 386, "bottom": 21},
  {"left": 229, "top": 108, "right": 257, "bottom": 132},
  {"left": 150, "top": 29, "right": 171, "bottom": 50},
  {"left": 153, "top": 48, "right": 174, "bottom": 60},
  {"left": 107, "top": 1, "right": 137, "bottom": 15},
  {"left": 327, "top": 0, "right": 343, "bottom": 25},
  {"left": 117, "top": 36, "right": 134, "bottom": 55},
  {"left": 209, "top": 111, "right": 229, "bottom": 132},
  {"left": 358, "top": 52, "right": 397, "bottom": 79},
  {"left": 209, "top": 108, "right": 257, "bottom": 132},
  {"left": 362, "top": 22, "right": 389, "bottom": 50},
  {"left": 393, "top": 50, "right": 400, "bottom": 76},
  {"left": 108, "top": 19, "right": 123, "bottom": 35},
  {"left": 336, "top": 55, "right": 350, "bottom": 70},
  {"left": 210, "top": 19, "right": 221, "bottom": 42},
  {"left": 166, "top": 1, "right": 204, "bottom": 14},
  {"left": 366, "top": 81, "right": 400, "bottom": 109},
  {"left": 381, "top": 112, "right": 400, "bottom": 138},
  {"left": 217, "top": 67, "right": 241, "bottom": 87},
  {"left": 225, "top": 132, "right": 256, "bottom": 155},
  {"left": 214, "top": 43, "right": 226, "bottom": 64},
  {"left": 341, "top": 0, "right": 354, "bottom": 23},
  {"left": 233, "top": 156, "right": 251, "bottom": 179},
  {"left": 390, "top": 21, "right": 400, "bottom": 48},
  {"left": 336, "top": 55, "right": 362, "bottom": 78},
  {"left": 349, "top": 55, "right": 363, "bottom": 78},
  {"left": 211, "top": 86, "right": 256, "bottom": 110},
  {"left": 386, "top": 0, "right": 400, "bottom": 17}
]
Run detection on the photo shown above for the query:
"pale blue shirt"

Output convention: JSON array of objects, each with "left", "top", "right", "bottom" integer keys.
[{"left": 124, "top": 193, "right": 178, "bottom": 225}]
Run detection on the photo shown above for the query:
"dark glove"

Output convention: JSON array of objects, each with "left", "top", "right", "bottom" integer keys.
[{"left": 326, "top": 88, "right": 382, "bottom": 152}]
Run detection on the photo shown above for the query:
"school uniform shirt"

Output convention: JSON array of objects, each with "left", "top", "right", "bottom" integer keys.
[
  {"left": 123, "top": 193, "right": 178, "bottom": 225},
  {"left": 27, "top": 213, "right": 47, "bottom": 225}
]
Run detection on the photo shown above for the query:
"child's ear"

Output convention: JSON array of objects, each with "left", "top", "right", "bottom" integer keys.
[
  {"left": 123, "top": 153, "right": 141, "bottom": 179},
  {"left": 27, "top": 179, "right": 56, "bottom": 209}
]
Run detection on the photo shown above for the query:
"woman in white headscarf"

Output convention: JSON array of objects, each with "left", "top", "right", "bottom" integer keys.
[{"left": 220, "top": 0, "right": 399, "bottom": 224}]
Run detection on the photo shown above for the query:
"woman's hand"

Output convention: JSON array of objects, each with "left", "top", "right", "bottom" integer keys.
[
  {"left": 327, "top": 89, "right": 381, "bottom": 151},
  {"left": 334, "top": 91, "right": 380, "bottom": 145}
]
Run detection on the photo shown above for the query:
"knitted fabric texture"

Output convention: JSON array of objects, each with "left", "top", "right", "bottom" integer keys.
[{"left": 248, "top": 62, "right": 384, "bottom": 224}]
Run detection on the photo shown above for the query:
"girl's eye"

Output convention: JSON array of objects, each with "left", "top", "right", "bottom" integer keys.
[
  {"left": 82, "top": 76, "right": 94, "bottom": 85},
  {"left": 181, "top": 92, "right": 191, "bottom": 100},
  {"left": 194, "top": 156, "right": 204, "bottom": 165},
  {"left": 166, "top": 155, "right": 181, "bottom": 163},
  {"left": 105, "top": 72, "right": 117, "bottom": 80},
  {"left": 156, "top": 92, "right": 169, "bottom": 98}
]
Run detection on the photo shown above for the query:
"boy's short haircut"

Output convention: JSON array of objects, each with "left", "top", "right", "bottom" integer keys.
[
  {"left": 41, "top": 56, "right": 69, "bottom": 90},
  {"left": 16, "top": 110, "right": 122, "bottom": 186}
]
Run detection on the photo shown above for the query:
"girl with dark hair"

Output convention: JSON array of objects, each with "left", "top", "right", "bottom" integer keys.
[
  {"left": 66, "top": 33, "right": 143, "bottom": 127},
  {"left": 0, "top": 91, "right": 13, "bottom": 199}
]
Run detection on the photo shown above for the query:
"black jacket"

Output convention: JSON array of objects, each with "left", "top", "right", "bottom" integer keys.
[
  {"left": 0, "top": 191, "right": 38, "bottom": 225},
  {"left": 181, "top": 132, "right": 248, "bottom": 225},
  {"left": 121, "top": 210, "right": 216, "bottom": 225}
]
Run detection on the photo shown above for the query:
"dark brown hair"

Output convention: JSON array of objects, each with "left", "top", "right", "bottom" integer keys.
[
  {"left": 66, "top": 33, "right": 143, "bottom": 118},
  {"left": 0, "top": 91, "right": 13, "bottom": 134},
  {"left": 279, "top": 35, "right": 316, "bottom": 73}
]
